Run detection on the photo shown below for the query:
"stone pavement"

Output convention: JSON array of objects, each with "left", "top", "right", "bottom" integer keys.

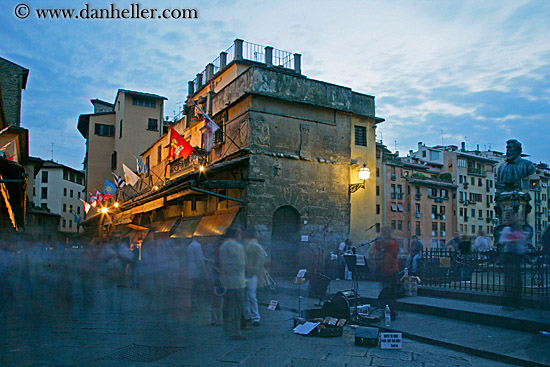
[
  {"left": 271, "top": 277, "right": 550, "bottom": 367},
  {"left": 0, "top": 279, "right": 522, "bottom": 367}
]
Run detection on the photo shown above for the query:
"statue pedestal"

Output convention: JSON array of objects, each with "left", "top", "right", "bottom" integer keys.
[{"left": 494, "top": 191, "right": 533, "bottom": 246}]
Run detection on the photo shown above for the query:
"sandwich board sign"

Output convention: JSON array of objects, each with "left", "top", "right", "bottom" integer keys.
[{"left": 380, "top": 332, "right": 402, "bottom": 349}]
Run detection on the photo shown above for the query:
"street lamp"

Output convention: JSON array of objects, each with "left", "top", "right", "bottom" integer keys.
[
  {"left": 100, "top": 207, "right": 108, "bottom": 214},
  {"left": 350, "top": 165, "right": 371, "bottom": 194}
]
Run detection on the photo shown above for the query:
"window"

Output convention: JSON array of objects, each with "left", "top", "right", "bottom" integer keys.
[
  {"left": 391, "top": 203, "right": 397, "bottom": 212},
  {"left": 69, "top": 205, "right": 73, "bottom": 213},
  {"left": 415, "top": 203, "right": 421, "bottom": 213},
  {"left": 376, "top": 204, "right": 380, "bottom": 215},
  {"left": 354, "top": 126, "right": 367, "bottom": 146},
  {"left": 41, "top": 171, "right": 48, "bottom": 183},
  {"left": 460, "top": 208, "right": 463, "bottom": 216},
  {"left": 458, "top": 159, "right": 466, "bottom": 168},
  {"left": 478, "top": 209, "right": 483, "bottom": 218},
  {"left": 408, "top": 221, "right": 411, "bottom": 231},
  {"left": 422, "top": 151, "right": 427, "bottom": 158},
  {"left": 111, "top": 151, "right": 117, "bottom": 171},
  {"left": 430, "top": 150, "right": 440, "bottom": 160},
  {"left": 471, "top": 177, "right": 475, "bottom": 185},
  {"left": 64, "top": 188, "right": 67, "bottom": 196},
  {"left": 78, "top": 192, "right": 80, "bottom": 199},
  {"left": 440, "top": 222, "right": 446, "bottom": 237},
  {"left": 63, "top": 219, "right": 66, "bottom": 228},
  {"left": 432, "top": 239, "right": 439, "bottom": 248},
  {"left": 440, "top": 205, "right": 446, "bottom": 219},
  {"left": 148, "top": 118, "right": 158, "bottom": 131},
  {"left": 391, "top": 220, "right": 396, "bottom": 230},
  {"left": 77, "top": 207, "right": 80, "bottom": 215},
  {"left": 471, "top": 209, "right": 475, "bottom": 217},
  {"left": 397, "top": 203, "right": 404, "bottom": 212},
  {"left": 376, "top": 223, "right": 381, "bottom": 233},
  {"left": 119, "top": 119, "right": 123, "bottom": 138},
  {"left": 94, "top": 123, "right": 114, "bottom": 137},
  {"left": 69, "top": 220, "right": 72, "bottom": 229},
  {"left": 428, "top": 187, "right": 437, "bottom": 197},
  {"left": 432, "top": 222, "right": 438, "bottom": 237},
  {"left": 478, "top": 178, "right": 483, "bottom": 187},
  {"left": 472, "top": 225, "right": 475, "bottom": 234},
  {"left": 132, "top": 96, "right": 156, "bottom": 108},
  {"left": 41, "top": 187, "right": 47, "bottom": 199},
  {"left": 33, "top": 187, "right": 35, "bottom": 196},
  {"left": 157, "top": 145, "right": 162, "bottom": 164},
  {"left": 415, "top": 222, "right": 421, "bottom": 236},
  {"left": 376, "top": 168, "right": 379, "bottom": 177},
  {"left": 376, "top": 186, "right": 380, "bottom": 196},
  {"left": 398, "top": 221, "right": 402, "bottom": 230},
  {"left": 432, "top": 205, "right": 438, "bottom": 219},
  {"left": 70, "top": 190, "right": 73, "bottom": 198},
  {"left": 63, "top": 204, "right": 66, "bottom": 212},
  {"left": 441, "top": 189, "right": 448, "bottom": 198}
]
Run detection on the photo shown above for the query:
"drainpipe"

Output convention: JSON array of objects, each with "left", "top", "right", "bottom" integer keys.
[{"left": 189, "top": 180, "right": 246, "bottom": 229}]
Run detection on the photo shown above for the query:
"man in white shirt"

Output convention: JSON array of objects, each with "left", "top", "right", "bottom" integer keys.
[
  {"left": 187, "top": 237, "right": 206, "bottom": 308},
  {"left": 473, "top": 230, "right": 493, "bottom": 252}
]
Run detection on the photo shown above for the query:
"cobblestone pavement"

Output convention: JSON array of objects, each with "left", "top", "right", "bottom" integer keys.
[{"left": 0, "top": 279, "right": 519, "bottom": 367}]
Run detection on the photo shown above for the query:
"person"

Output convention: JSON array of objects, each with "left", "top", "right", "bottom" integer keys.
[
  {"left": 205, "top": 240, "right": 224, "bottom": 326},
  {"left": 499, "top": 213, "right": 527, "bottom": 310},
  {"left": 446, "top": 232, "right": 461, "bottom": 252},
  {"left": 187, "top": 237, "right": 207, "bottom": 308},
  {"left": 370, "top": 226, "right": 399, "bottom": 320},
  {"left": 458, "top": 235, "right": 472, "bottom": 281},
  {"left": 243, "top": 232, "right": 266, "bottom": 327},
  {"left": 406, "top": 235, "right": 423, "bottom": 275},
  {"left": 473, "top": 230, "right": 493, "bottom": 252},
  {"left": 338, "top": 239, "right": 353, "bottom": 280},
  {"left": 496, "top": 139, "right": 536, "bottom": 193},
  {"left": 219, "top": 227, "right": 247, "bottom": 340}
]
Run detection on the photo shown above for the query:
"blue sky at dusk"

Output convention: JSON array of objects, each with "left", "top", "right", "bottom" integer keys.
[{"left": 1, "top": 0, "right": 548, "bottom": 169}]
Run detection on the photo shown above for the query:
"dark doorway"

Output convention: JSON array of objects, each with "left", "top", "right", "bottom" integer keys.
[{"left": 270, "top": 206, "right": 300, "bottom": 276}]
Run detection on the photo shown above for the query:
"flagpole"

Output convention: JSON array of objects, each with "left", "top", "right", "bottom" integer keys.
[
  {"left": 130, "top": 152, "right": 164, "bottom": 186},
  {"left": 191, "top": 100, "right": 241, "bottom": 150},
  {"left": 119, "top": 161, "right": 144, "bottom": 196}
]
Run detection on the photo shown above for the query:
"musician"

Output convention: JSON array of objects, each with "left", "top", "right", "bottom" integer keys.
[
  {"left": 370, "top": 226, "right": 399, "bottom": 320},
  {"left": 338, "top": 239, "right": 353, "bottom": 280}
]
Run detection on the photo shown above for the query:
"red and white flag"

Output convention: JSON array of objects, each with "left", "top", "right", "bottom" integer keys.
[{"left": 168, "top": 127, "right": 194, "bottom": 160}]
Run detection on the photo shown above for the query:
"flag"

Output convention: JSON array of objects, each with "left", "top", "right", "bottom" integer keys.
[
  {"left": 136, "top": 156, "right": 149, "bottom": 174},
  {"left": 193, "top": 100, "right": 220, "bottom": 152},
  {"left": 96, "top": 191, "right": 104, "bottom": 202},
  {"left": 74, "top": 212, "right": 82, "bottom": 223},
  {"left": 113, "top": 173, "right": 126, "bottom": 188},
  {"left": 168, "top": 127, "right": 194, "bottom": 160},
  {"left": 122, "top": 163, "right": 140, "bottom": 186},
  {"left": 79, "top": 198, "right": 91, "bottom": 214},
  {"left": 89, "top": 192, "right": 97, "bottom": 207},
  {"left": 104, "top": 178, "right": 118, "bottom": 196}
]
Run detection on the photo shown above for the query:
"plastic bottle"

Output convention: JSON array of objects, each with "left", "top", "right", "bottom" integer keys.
[{"left": 385, "top": 305, "right": 391, "bottom": 326}]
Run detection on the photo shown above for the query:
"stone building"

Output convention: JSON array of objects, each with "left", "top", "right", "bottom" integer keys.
[
  {"left": 0, "top": 57, "right": 29, "bottom": 127},
  {"left": 0, "top": 58, "right": 29, "bottom": 238},
  {"left": 82, "top": 39, "right": 383, "bottom": 275},
  {"left": 77, "top": 90, "right": 167, "bottom": 199}
]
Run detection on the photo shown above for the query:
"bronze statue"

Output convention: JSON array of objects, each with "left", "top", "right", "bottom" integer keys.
[{"left": 496, "top": 139, "right": 536, "bottom": 193}]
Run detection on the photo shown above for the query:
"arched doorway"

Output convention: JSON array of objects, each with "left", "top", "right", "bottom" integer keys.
[{"left": 270, "top": 206, "right": 300, "bottom": 276}]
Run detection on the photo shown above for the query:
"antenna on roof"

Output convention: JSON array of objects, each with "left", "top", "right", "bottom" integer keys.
[
  {"left": 441, "top": 129, "right": 444, "bottom": 145},
  {"left": 50, "top": 142, "right": 54, "bottom": 161}
]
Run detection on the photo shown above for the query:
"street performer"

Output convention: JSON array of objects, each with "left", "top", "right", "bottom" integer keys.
[{"left": 370, "top": 226, "right": 399, "bottom": 320}]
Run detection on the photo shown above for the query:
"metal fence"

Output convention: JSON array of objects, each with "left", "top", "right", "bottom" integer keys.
[{"left": 418, "top": 249, "right": 549, "bottom": 298}]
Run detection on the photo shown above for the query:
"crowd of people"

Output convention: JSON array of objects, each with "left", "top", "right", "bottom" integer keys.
[{"left": 0, "top": 227, "right": 270, "bottom": 341}]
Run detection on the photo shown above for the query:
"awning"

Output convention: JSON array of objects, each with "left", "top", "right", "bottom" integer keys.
[
  {"left": 127, "top": 223, "right": 149, "bottom": 231},
  {"left": 193, "top": 206, "right": 240, "bottom": 237},
  {"left": 130, "top": 198, "right": 165, "bottom": 214},
  {"left": 112, "top": 212, "right": 133, "bottom": 225},
  {"left": 152, "top": 218, "right": 178, "bottom": 233},
  {"left": 171, "top": 217, "right": 202, "bottom": 238}
]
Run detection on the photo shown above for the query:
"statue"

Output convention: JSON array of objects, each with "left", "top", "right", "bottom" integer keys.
[
  {"left": 496, "top": 139, "right": 536, "bottom": 193},
  {"left": 494, "top": 139, "right": 536, "bottom": 247}
]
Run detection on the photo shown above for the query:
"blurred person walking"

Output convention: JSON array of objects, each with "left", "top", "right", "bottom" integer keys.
[
  {"left": 220, "top": 227, "right": 247, "bottom": 340},
  {"left": 187, "top": 236, "right": 207, "bottom": 309},
  {"left": 243, "top": 232, "right": 266, "bottom": 327},
  {"left": 370, "top": 226, "right": 399, "bottom": 320},
  {"left": 405, "top": 235, "right": 423, "bottom": 275},
  {"left": 500, "top": 214, "right": 527, "bottom": 310},
  {"left": 473, "top": 230, "right": 493, "bottom": 252}
]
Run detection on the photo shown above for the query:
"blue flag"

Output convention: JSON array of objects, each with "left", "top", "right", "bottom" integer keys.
[
  {"left": 74, "top": 212, "right": 82, "bottom": 223},
  {"left": 104, "top": 178, "right": 118, "bottom": 196},
  {"left": 136, "top": 156, "right": 149, "bottom": 174}
]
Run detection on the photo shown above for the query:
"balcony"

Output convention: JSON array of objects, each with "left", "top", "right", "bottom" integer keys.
[
  {"left": 169, "top": 153, "right": 203, "bottom": 178},
  {"left": 434, "top": 197, "right": 444, "bottom": 203},
  {"left": 467, "top": 167, "right": 486, "bottom": 177},
  {"left": 415, "top": 212, "right": 422, "bottom": 218}
]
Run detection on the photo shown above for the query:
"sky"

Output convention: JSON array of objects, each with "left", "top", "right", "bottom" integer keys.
[{"left": 1, "top": 0, "right": 549, "bottom": 170}]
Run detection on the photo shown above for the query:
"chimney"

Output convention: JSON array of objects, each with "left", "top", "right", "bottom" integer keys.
[
  {"left": 196, "top": 73, "right": 203, "bottom": 88},
  {"left": 461, "top": 142, "right": 465, "bottom": 151},
  {"left": 294, "top": 53, "right": 301, "bottom": 74},
  {"left": 220, "top": 51, "right": 227, "bottom": 69},
  {"left": 187, "top": 81, "right": 195, "bottom": 96},
  {"left": 265, "top": 46, "right": 273, "bottom": 67},
  {"left": 234, "top": 39, "right": 243, "bottom": 60},
  {"left": 476, "top": 144, "right": 480, "bottom": 151},
  {"left": 409, "top": 150, "right": 413, "bottom": 156}
]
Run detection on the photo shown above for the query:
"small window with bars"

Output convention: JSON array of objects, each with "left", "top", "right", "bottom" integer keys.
[{"left": 354, "top": 125, "right": 367, "bottom": 146}]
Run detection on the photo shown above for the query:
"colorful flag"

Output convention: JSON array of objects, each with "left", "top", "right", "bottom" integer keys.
[
  {"left": 79, "top": 198, "right": 91, "bottom": 214},
  {"left": 168, "top": 127, "right": 194, "bottom": 160},
  {"left": 136, "top": 156, "right": 149, "bottom": 174},
  {"left": 74, "top": 212, "right": 82, "bottom": 223},
  {"left": 96, "top": 191, "right": 104, "bottom": 202},
  {"left": 113, "top": 172, "right": 126, "bottom": 188},
  {"left": 122, "top": 163, "right": 140, "bottom": 186},
  {"left": 104, "top": 178, "right": 118, "bottom": 196}
]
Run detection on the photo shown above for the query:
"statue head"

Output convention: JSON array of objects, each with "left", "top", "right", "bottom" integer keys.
[{"left": 505, "top": 139, "right": 522, "bottom": 162}]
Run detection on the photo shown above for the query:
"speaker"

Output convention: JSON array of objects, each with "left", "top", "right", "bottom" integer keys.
[
  {"left": 307, "top": 273, "right": 331, "bottom": 300},
  {"left": 321, "top": 293, "right": 351, "bottom": 321}
]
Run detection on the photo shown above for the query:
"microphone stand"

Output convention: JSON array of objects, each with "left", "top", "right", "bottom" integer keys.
[{"left": 348, "top": 236, "right": 379, "bottom": 324}]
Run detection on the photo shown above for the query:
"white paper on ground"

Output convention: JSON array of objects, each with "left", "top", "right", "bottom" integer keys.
[{"left": 293, "top": 322, "right": 320, "bottom": 335}]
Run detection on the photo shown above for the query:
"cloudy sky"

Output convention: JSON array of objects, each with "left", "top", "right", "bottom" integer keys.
[{"left": 1, "top": 0, "right": 549, "bottom": 169}]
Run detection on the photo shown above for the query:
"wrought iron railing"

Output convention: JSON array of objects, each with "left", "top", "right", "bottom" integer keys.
[{"left": 417, "top": 249, "right": 549, "bottom": 298}]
